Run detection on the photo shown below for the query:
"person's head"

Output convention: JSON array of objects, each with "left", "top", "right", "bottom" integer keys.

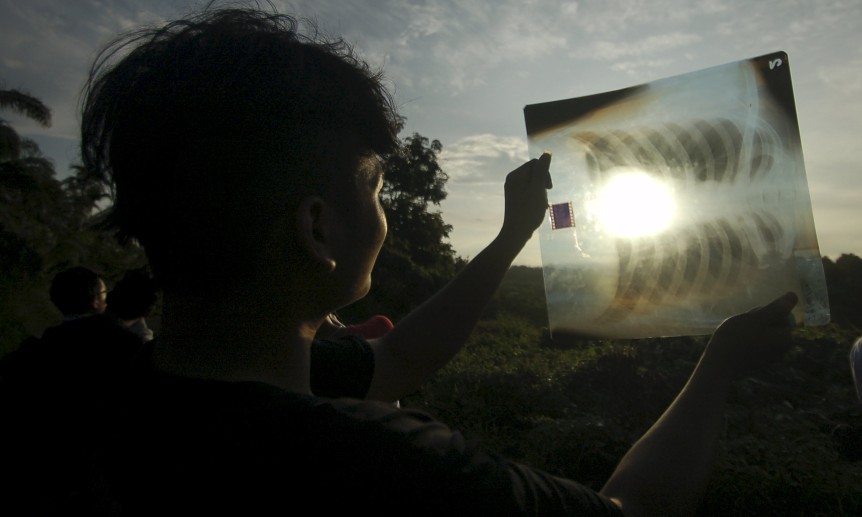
[
  {"left": 49, "top": 266, "right": 107, "bottom": 317},
  {"left": 81, "top": 6, "right": 399, "bottom": 313},
  {"left": 106, "top": 268, "right": 159, "bottom": 322}
]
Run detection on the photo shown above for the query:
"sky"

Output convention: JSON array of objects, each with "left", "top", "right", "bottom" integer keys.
[{"left": 1, "top": 0, "right": 860, "bottom": 267}]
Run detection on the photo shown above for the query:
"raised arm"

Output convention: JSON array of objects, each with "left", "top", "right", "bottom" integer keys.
[
  {"left": 600, "top": 292, "right": 798, "bottom": 516},
  {"left": 364, "top": 153, "right": 552, "bottom": 402}
]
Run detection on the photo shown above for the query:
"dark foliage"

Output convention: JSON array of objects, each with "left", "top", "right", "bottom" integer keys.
[
  {"left": 0, "top": 88, "right": 51, "bottom": 127},
  {"left": 405, "top": 260, "right": 862, "bottom": 515},
  {"left": 823, "top": 254, "right": 862, "bottom": 329}
]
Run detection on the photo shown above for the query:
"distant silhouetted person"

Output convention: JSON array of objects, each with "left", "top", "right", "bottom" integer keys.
[
  {"left": 2, "top": 265, "right": 143, "bottom": 389},
  {"left": 48, "top": 266, "right": 107, "bottom": 319},
  {"left": 36, "top": 266, "right": 136, "bottom": 347},
  {"left": 107, "top": 268, "right": 158, "bottom": 342},
  {"left": 2, "top": 267, "right": 145, "bottom": 514},
  {"left": 851, "top": 337, "right": 862, "bottom": 403},
  {"left": 0, "top": 5, "right": 800, "bottom": 515}
]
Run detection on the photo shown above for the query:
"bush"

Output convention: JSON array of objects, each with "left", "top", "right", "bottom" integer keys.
[{"left": 403, "top": 272, "right": 862, "bottom": 515}]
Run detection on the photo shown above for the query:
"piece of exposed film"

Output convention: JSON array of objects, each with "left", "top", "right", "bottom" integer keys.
[{"left": 550, "top": 201, "right": 575, "bottom": 230}]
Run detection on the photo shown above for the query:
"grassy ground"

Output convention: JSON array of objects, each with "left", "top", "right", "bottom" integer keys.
[{"left": 404, "top": 313, "right": 862, "bottom": 516}]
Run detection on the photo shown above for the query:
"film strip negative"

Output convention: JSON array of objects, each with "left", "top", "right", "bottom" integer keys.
[{"left": 549, "top": 201, "right": 575, "bottom": 230}]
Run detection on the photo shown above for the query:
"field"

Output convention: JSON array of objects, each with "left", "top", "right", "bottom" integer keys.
[{"left": 403, "top": 265, "right": 862, "bottom": 516}]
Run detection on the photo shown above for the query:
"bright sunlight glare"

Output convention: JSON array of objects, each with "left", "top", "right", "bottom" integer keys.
[{"left": 594, "top": 168, "right": 677, "bottom": 238}]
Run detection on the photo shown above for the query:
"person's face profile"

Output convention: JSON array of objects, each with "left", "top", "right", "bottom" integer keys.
[
  {"left": 93, "top": 279, "right": 108, "bottom": 314},
  {"left": 330, "top": 153, "right": 387, "bottom": 305}
]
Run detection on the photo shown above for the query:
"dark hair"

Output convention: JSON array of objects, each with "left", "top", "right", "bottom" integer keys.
[
  {"left": 81, "top": 6, "right": 399, "bottom": 288},
  {"left": 49, "top": 267, "right": 103, "bottom": 316},
  {"left": 106, "top": 268, "right": 159, "bottom": 320}
]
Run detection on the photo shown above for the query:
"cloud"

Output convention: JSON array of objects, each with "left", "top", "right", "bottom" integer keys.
[
  {"left": 572, "top": 0, "right": 729, "bottom": 36},
  {"left": 328, "top": 0, "right": 574, "bottom": 95},
  {"left": 0, "top": 1, "right": 169, "bottom": 138},
  {"left": 817, "top": 57, "right": 862, "bottom": 94},
  {"left": 610, "top": 58, "right": 675, "bottom": 75},
  {"left": 571, "top": 32, "right": 702, "bottom": 61},
  {"left": 440, "top": 134, "right": 529, "bottom": 183}
]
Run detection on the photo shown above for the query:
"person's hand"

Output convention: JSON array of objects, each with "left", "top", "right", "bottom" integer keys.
[
  {"left": 500, "top": 152, "right": 552, "bottom": 244},
  {"left": 316, "top": 313, "right": 347, "bottom": 340},
  {"left": 701, "top": 292, "right": 798, "bottom": 380}
]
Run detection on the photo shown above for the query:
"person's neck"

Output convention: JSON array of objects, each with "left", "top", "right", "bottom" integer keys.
[{"left": 150, "top": 290, "right": 320, "bottom": 395}]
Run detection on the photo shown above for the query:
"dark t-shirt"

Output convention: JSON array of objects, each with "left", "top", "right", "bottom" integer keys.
[
  {"left": 0, "top": 315, "right": 146, "bottom": 514},
  {"left": 105, "top": 373, "right": 622, "bottom": 515},
  {"left": 0, "top": 315, "right": 144, "bottom": 382},
  {"left": 1, "top": 332, "right": 621, "bottom": 515}
]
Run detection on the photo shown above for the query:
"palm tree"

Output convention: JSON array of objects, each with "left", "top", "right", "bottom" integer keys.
[
  {"left": 0, "top": 86, "right": 62, "bottom": 279},
  {"left": 0, "top": 86, "right": 59, "bottom": 217},
  {"left": 0, "top": 88, "right": 51, "bottom": 124},
  {"left": 0, "top": 87, "right": 51, "bottom": 163},
  {"left": 0, "top": 87, "right": 57, "bottom": 205},
  {"left": 0, "top": 87, "right": 62, "bottom": 354}
]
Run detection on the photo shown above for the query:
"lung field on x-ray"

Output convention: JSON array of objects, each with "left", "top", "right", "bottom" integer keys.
[{"left": 578, "top": 117, "right": 791, "bottom": 326}]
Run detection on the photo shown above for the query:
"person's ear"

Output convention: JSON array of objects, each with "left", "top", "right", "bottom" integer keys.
[{"left": 297, "top": 196, "right": 337, "bottom": 272}]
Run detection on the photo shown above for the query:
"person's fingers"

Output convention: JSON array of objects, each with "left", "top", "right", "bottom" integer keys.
[
  {"left": 756, "top": 291, "right": 798, "bottom": 323},
  {"left": 507, "top": 159, "right": 533, "bottom": 184},
  {"left": 508, "top": 153, "right": 552, "bottom": 191},
  {"left": 538, "top": 152, "right": 552, "bottom": 189}
]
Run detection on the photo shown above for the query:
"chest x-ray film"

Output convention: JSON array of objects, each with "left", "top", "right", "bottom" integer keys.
[{"left": 524, "top": 51, "right": 829, "bottom": 339}]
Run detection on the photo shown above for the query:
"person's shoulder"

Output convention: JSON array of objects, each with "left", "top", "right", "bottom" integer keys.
[
  {"left": 110, "top": 374, "right": 621, "bottom": 515},
  {"left": 51, "top": 314, "right": 141, "bottom": 344},
  {"left": 0, "top": 336, "right": 44, "bottom": 381},
  {"left": 128, "top": 372, "right": 435, "bottom": 445},
  {"left": 38, "top": 315, "right": 145, "bottom": 379}
]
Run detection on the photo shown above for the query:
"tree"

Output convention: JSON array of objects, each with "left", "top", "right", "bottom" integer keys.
[
  {"left": 343, "top": 133, "right": 462, "bottom": 321},
  {"left": 0, "top": 88, "right": 51, "bottom": 166},
  {"left": 0, "top": 87, "right": 58, "bottom": 277},
  {"left": 382, "top": 133, "right": 457, "bottom": 269},
  {"left": 62, "top": 164, "right": 110, "bottom": 225},
  {"left": 0, "top": 87, "right": 62, "bottom": 351}
]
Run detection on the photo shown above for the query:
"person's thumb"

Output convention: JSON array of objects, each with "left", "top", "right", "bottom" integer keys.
[{"left": 755, "top": 291, "right": 798, "bottom": 323}]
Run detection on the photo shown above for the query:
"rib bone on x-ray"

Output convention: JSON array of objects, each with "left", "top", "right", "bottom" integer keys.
[{"left": 524, "top": 52, "right": 829, "bottom": 339}]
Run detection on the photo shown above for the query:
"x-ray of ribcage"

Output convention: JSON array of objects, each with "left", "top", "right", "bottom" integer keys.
[{"left": 525, "top": 52, "right": 829, "bottom": 339}]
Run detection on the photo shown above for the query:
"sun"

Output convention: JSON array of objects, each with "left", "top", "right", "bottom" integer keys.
[{"left": 593, "top": 168, "right": 677, "bottom": 238}]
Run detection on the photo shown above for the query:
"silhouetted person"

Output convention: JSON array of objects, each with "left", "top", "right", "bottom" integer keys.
[
  {"left": 1, "top": 6, "right": 799, "bottom": 515},
  {"left": 48, "top": 266, "right": 107, "bottom": 320},
  {"left": 35, "top": 266, "right": 130, "bottom": 348},
  {"left": 2, "top": 267, "right": 145, "bottom": 514},
  {"left": 106, "top": 268, "right": 159, "bottom": 342},
  {"left": 851, "top": 337, "right": 862, "bottom": 403},
  {"left": 1, "top": 267, "right": 138, "bottom": 380}
]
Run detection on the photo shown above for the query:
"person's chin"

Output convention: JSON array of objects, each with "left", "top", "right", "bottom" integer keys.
[
  {"left": 345, "top": 279, "right": 372, "bottom": 305},
  {"left": 357, "top": 280, "right": 372, "bottom": 300}
]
